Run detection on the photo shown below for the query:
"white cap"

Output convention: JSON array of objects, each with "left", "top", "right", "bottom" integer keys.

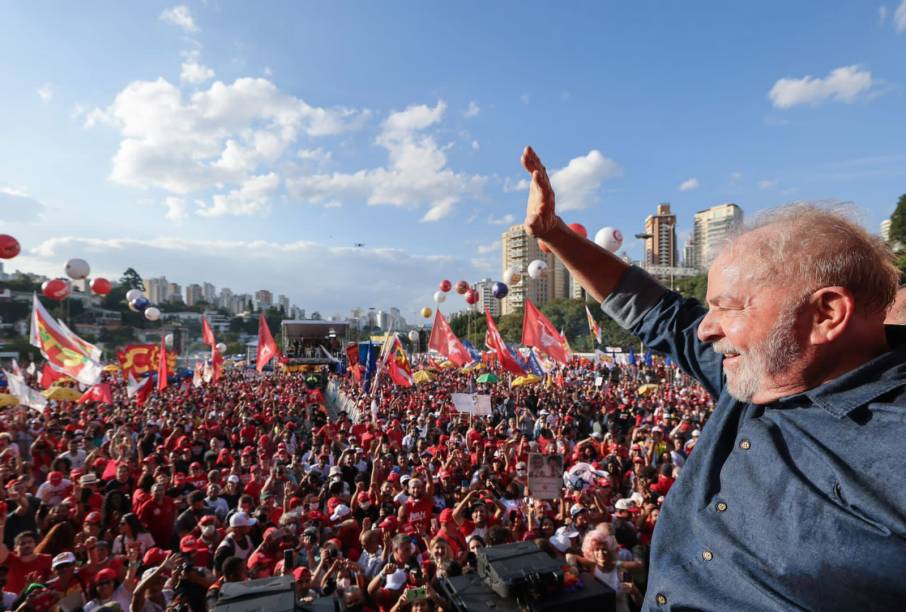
[
  {"left": 229, "top": 512, "right": 257, "bottom": 528},
  {"left": 52, "top": 551, "right": 77, "bottom": 568},
  {"left": 330, "top": 504, "right": 351, "bottom": 522},
  {"left": 227, "top": 475, "right": 240, "bottom": 484},
  {"left": 555, "top": 525, "right": 579, "bottom": 539},
  {"left": 549, "top": 534, "right": 571, "bottom": 553}
]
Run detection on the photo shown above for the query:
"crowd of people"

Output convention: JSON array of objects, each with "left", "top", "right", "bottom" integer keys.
[{"left": 0, "top": 351, "right": 714, "bottom": 612}]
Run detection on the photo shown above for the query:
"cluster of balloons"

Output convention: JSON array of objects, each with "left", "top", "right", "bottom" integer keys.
[
  {"left": 38, "top": 257, "right": 115, "bottom": 301},
  {"left": 124, "top": 288, "right": 160, "bottom": 321},
  {"left": 0, "top": 235, "right": 20, "bottom": 260}
]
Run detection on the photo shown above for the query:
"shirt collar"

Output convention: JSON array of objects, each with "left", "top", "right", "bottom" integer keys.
[{"left": 798, "top": 325, "right": 906, "bottom": 419}]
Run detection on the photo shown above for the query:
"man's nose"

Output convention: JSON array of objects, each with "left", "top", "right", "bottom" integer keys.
[{"left": 697, "top": 310, "right": 723, "bottom": 344}]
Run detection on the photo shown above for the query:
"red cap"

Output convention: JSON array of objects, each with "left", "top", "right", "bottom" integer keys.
[
  {"left": 143, "top": 547, "right": 168, "bottom": 567},
  {"left": 387, "top": 472, "right": 400, "bottom": 483},
  {"left": 439, "top": 508, "right": 455, "bottom": 524},
  {"left": 241, "top": 446, "right": 254, "bottom": 456},
  {"left": 356, "top": 492, "right": 370, "bottom": 504},
  {"left": 293, "top": 566, "right": 311, "bottom": 581},
  {"left": 48, "top": 471, "right": 64, "bottom": 486},
  {"left": 379, "top": 516, "right": 398, "bottom": 530},
  {"left": 180, "top": 535, "right": 207, "bottom": 553},
  {"left": 199, "top": 514, "right": 217, "bottom": 527},
  {"left": 94, "top": 568, "right": 117, "bottom": 584},
  {"left": 85, "top": 511, "right": 102, "bottom": 524}
]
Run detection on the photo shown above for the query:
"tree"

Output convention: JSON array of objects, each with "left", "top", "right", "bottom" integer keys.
[
  {"left": 120, "top": 268, "right": 145, "bottom": 291},
  {"left": 888, "top": 194, "right": 906, "bottom": 247},
  {"left": 674, "top": 274, "right": 708, "bottom": 303}
]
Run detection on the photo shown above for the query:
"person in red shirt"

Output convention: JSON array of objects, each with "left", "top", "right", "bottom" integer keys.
[
  {"left": 0, "top": 529, "right": 53, "bottom": 594},
  {"left": 432, "top": 509, "right": 466, "bottom": 562},
  {"left": 136, "top": 483, "right": 177, "bottom": 548},
  {"left": 398, "top": 475, "right": 434, "bottom": 534}
]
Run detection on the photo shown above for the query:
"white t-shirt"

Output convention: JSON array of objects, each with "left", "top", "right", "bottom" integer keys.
[{"left": 36, "top": 479, "right": 72, "bottom": 506}]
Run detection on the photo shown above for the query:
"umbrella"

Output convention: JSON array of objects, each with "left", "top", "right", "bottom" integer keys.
[
  {"left": 414, "top": 370, "right": 435, "bottom": 385},
  {"left": 638, "top": 383, "right": 659, "bottom": 396},
  {"left": 0, "top": 394, "right": 20, "bottom": 408},
  {"left": 476, "top": 373, "right": 498, "bottom": 384},
  {"left": 42, "top": 387, "right": 82, "bottom": 401},
  {"left": 102, "top": 364, "right": 120, "bottom": 373},
  {"left": 439, "top": 361, "right": 456, "bottom": 369},
  {"left": 511, "top": 374, "right": 541, "bottom": 387}
]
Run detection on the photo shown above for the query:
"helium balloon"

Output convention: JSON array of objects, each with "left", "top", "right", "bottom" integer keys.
[
  {"left": 89, "top": 277, "right": 112, "bottom": 296},
  {"left": 439, "top": 279, "right": 452, "bottom": 293},
  {"left": 538, "top": 240, "right": 551, "bottom": 253},
  {"left": 0, "top": 235, "right": 20, "bottom": 259},
  {"left": 527, "top": 259, "right": 548, "bottom": 280},
  {"left": 420, "top": 307, "right": 433, "bottom": 318},
  {"left": 408, "top": 330, "right": 420, "bottom": 343},
  {"left": 144, "top": 306, "right": 161, "bottom": 321},
  {"left": 568, "top": 223, "right": 588, "bottom": 239},
  {"left": 491, "top": 282, "right": 509, "bottom": 299},
  {"left": 455, "top": 280, "right": 469, "bottom": 295},
  {"left": 503, "top": 266, "right": 522, "bottom": 285},
  {"left": 43, "top": 278, "right": 71, "bottom": 301},
  {"left": 126, "top": 289, "right": 144, "bottom": 302},
  {"left": 465, "top": 289, "right": 479, "bottom": 305},
  {"left": 216, "top": 342, "right": 227, "bottom": 354},
  {"left": 164, "top": 333, "right": 174, "bottom": 348},
  {"left": 433, "top": 291, "right": 446, "bottom": 304},
  {"left": 594, "top": 227, "right": 623, "bottom": 252},
  {"left": 131, "top": 296, "right": 150, "bottom": 312},
  {"left": 64, "top": 258, "right": 90, "bottom": 280}
]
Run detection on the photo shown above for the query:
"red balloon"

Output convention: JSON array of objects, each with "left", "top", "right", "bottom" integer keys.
[
  {"left": 538, "top": 240, "right": 551, "bottom": 253},
  {"left": 455, "top": 280, "right": 470, "bottom": 295},
  {"left": 568, "top": 223, "right": 588, "bottom": 239},
  {"left": 439, "top": 279, "right": 452, "bottom": 293},
  {"left": 0, "top": 234, "right": 20, "bottom": 259},
  {"left": 43, "top": 278, "right": 71, "bottom": 301},
  {"left": 90, "top": 277, "right": 112, "bottom": 296},
  {"left": 465, "top": 289, "right": 479, "bottom": 305}
]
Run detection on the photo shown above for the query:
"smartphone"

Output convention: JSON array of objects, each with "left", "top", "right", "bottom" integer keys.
[
  {"left": 406, "top": 586, "right": 427, "bottom": 602},
  {"left": 283, "top": 549, "right": 294, "bottom": 571},
  {"left": 461, "top": 480, "right": 469, "bottom": 489}
]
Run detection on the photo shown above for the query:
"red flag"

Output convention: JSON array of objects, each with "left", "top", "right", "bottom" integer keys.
[
  {"left": 345, "top": 343, "right": 359, "bottom": 367},
  {"left": 521, "top": 299, "right": 569, "bottom": 364},
  {"left": 77, "top": 383, "right": 113, "bottom": 405},
  {"left": 256, "top": 313, "right": 281, "bottom": 372},
  {"left": 157, "top": 338, "right": 168, "bottom": 392},
  {"left": 211, "top": 346, "right": 223, "bottom": 383},
  {"left": 202, "top": 317, "right": 216, "bottom": 346},
  {"left": 127, "top": 374, "right": 153, "bottom": 406},
  {"left": 387, "top": 336, "right": 414, "bottom": 387},
  {"left": 427, "top": 310, "right": 470, "bottom": 367},
  {"left": 485, "top": 309, "right": 526, "bottom": 375},
  {"left": 40, "top": 363, "right": 64, "bottom": 389}
]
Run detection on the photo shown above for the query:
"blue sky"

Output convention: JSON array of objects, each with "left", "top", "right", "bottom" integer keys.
[{"left": 1, "top": 1, "right": 905, "bottom": 320}]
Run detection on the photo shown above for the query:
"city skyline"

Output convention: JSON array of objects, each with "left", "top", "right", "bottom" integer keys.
[{"left": 2, "top": 3, "right": 905, "bottom": 321}]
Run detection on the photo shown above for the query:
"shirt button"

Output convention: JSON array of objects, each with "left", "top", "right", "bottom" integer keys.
[
  {"left": 702, "top": 550, "right": 714, "bottom": 561},
  {"left": 656, "top": 593, "right": 668, "bottom": 605},
  {"left": 716, "top": 502, "right": 727, "bottom": 512},
  {"left": 739, "top": 439, "right": 751, "bottom": 450}
]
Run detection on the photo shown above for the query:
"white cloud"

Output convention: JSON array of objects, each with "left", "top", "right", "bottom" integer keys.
[
  {"left": 297, "top": 147, "right": 332, "bottom": 162},
  {"left": 160, "top": 5, "right": 199, "bottom": 33},
  {"left": 86, "top": 75, "right": 369, "bottom": 215},
  {"left": 477, "top": 240, "right": 501, "bottom": 255},
  {"left": 471, "top": 140, "right": 480, "bottom": 151},
  {"left": 880, "top": 6, "right": 889, "bottom": 24},
  {"left": 758, "top": 179, "right": 777, "bottom": 190},
  {"left": 488, "top": 213, "right": 515, "bottom": 225},
  {"left": 464, "top": 101, "right": 480, "bottom": 118},
  {"left": 679, "top": 177, "right": 699, "bottom": 191},
  {"left": 20, "top": 235, "right": 483, "bottom": 315},
  {"left": 548, "top": 150, "right": 623, "bottom": 211},
  {"left": 162, "top": 196, "right": 187, "bottom": 220},
  {"left": 769, "top": 65, "right": 874, "bottom": 108},
  {"left": 286, "top": 100, "right": 486, "bottom": 222},
  {"left": 196, "top": 173, "right": 280, "bottom": 217},
  {"left": 896, "top": 0, "right": 906, "bottom": 31},
  {"left": 180, "top": 51, "right": 214, "bottom": 85},
  {"left": 0, "top": 187, "right": 45, "bottom": 222},
  {"left": 36, "top": 83, "right": 54, "bottom": 103}
]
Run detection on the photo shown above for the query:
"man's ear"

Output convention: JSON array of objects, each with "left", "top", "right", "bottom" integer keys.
[{"left": 807, "top": 286, "right": 855, "bottom": 345}]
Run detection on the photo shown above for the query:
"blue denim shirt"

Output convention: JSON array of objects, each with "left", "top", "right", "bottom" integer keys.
[{"left": 602, "top": 266, "right": 906, "bottom": 611}]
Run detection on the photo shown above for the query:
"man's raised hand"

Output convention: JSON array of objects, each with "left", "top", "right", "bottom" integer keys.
[{"left": 521, "top": 146, "right": 558, "bottom": 239}]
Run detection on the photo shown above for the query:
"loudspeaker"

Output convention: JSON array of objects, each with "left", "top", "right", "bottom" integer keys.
[
  {"left": 477, "top": 541, "right": 563, "bottom": 599},
  {"left": 215, "top": 575, "right": 299, "bottom": 612},
  {"left": 439, "top": 570, "right": 616, "bottom": 612}
]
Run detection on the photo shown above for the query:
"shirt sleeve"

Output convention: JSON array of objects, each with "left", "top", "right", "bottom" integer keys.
[{"left": 600, "top": 266, "right": 724, "bottom": 398}]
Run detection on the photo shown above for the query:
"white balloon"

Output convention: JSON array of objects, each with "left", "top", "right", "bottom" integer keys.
[
  {"left": 433, "top": 291, "right": 446, "bottom": 304},
  {"left": 594, "top": 227, "right": 623, "bottom": 252},
  {"left": 527, "top": 259, "right": 548, "bottom": 280},
  {"left": 126, "top": 289, "right": 144, "bottom": 302},
  {"left": 216, "top": 342, "right": 227, "bottom": 353},
  {"left": 144, "top": 306, "right": 161, "bottom": 321},
  {"left": 503, "top": 265, "right": 523, "bottom": 285},
  {"left": 408, "top": 330, "right": 420, "bottom": 343},
  {"left": 164, "top": 333, "right": 174, "bottom": 348},
  {"left": 64, "top": 258, "right": 90, "bottom": 280}
]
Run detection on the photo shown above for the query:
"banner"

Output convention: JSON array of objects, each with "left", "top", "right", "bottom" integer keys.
[
  {"left": 527, "top": 453, "right": 564, "bottom": 500},
  {"left": 585, "top": 304, "right": 603, "bottom": 345},
  {"left": 451, "top": 393, "right": 492, "bottom": 416},
  {"left": 57, "top": 319, "right": 103, "bottom": 362},
  {"left": 4, "top": 368, "right": 47, "bottom": 409},
  {"left": 117, "top": 344, "right": 177, "bottom": 379},
  {"left": 387, "top": 335, "right": 414, "bottom": 388},
  {"left": 29, "top": 294, "right": 102, "bottom": 386}
]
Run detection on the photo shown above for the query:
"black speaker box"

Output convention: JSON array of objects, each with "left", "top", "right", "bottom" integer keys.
[
  {"left": 439, "top": 570, "right": 616, "bottom": 612},
  {"left": 477, "top": 541, "right": 563, "bottom": 599}
]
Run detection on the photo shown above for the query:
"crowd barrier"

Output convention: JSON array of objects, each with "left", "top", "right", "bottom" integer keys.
[{"left": 325, "top": 379, "right": 362, "bottom": 422}]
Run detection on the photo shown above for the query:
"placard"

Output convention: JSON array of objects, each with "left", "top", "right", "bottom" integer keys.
[
  {"left": 527, "top": 453, "right": 563, "bottom": 500},
  {"left": 451, "top": 393, "right": 492, "bottom": 416}
]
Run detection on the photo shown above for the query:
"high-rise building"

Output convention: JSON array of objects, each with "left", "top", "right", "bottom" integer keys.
[
  {"left": 218, "top": 287, "right": 233, "bottom": 310},
  {"left": 146, "top": 277, "right": 168, "bottom": 304},
  {"left": 500, "top": 224, "right": 553, "bottom": 315},
  {"left": 881, "top": 219, "right": 892, "bottom": 243},
  {"left": 551, "top": 259, "right": 571, "bottom": 301},
  {"left": 166, "top": 282, "right": 183, "bottom": 303},
  {"left": 692, "top": 203, "right": 743, "bottom": 270},
  {"left": 277, "top": 294, "right": 290, "bottom": 314},
  {"left": 644, "top": 203, "right": 678, "bottom": 267},
  {"left": 473, "top": 278, "right": 500, "bottom": 318},
  {"left": 570, "top": 276, "right": 586, "bottom": 301},
  {"left": 234, "top": 294, "right": 253, "bottom": 313},
  {"left": 185, "top": 284, "right": 203, "bottom": 306},
  {"left": 203, "top": 282, "right": 216, "bottom": 304},
  {"left": 683, "top": 240, "right": 697, "bottom": 269},
  {"left": 254, "top": 290, "right": 273, "bottom": 310}
]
